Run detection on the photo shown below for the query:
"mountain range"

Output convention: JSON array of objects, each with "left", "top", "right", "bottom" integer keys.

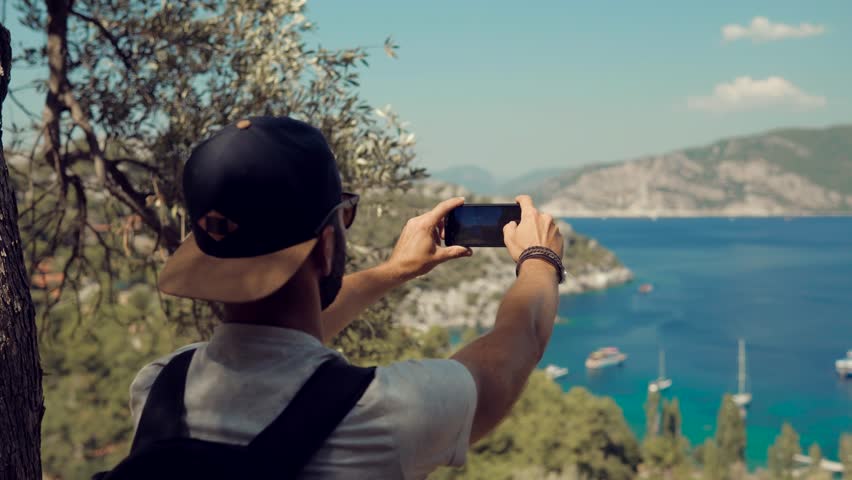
[{"left": 431, "top": 124, "right": 852, "bottom": 217}]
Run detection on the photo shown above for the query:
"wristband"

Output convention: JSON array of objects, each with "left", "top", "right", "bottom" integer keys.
[{"left": 515, "top": 246, "right": 567, "bottom": 284}]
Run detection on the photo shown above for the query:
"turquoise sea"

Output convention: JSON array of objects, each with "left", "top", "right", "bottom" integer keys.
[{"left": 544, "top": 217, "right": 852, "bottom": 467}]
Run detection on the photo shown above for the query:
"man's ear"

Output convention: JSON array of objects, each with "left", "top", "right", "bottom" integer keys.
[{"left": 312, "top": 224, "right": 335, "bottom": 277}]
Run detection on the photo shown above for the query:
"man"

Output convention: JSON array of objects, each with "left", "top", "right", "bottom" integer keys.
[{"left": 134, "top": 116, "right": 564, "bottom": 479}]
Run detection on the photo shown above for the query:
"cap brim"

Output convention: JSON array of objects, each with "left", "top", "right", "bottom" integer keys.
[{"left": 158, "top": 234, "right": 318, "bottom": 303}]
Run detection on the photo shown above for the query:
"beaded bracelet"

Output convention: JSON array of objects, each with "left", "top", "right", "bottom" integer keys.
[{"left": 515, "top": 246, "right": 567, "bottom": 284}]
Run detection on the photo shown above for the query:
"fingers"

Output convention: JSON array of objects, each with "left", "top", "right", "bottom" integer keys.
[
  {"left": 503, "top": 198, "right": 565, "bottom": 259},
  {"left": 503, "top": 220, "right": 517, "bottom": 244},
  {"left": 436, "top": 245, "right": 473, "bottom": 262},
  {"left": 503, "top": 220, "right": 518, "bottom": 236},
  {"left": 422, "top": 196, "right": 465, "bottom": 225},
  {"left": 515, "top": 195, "right": 537, "bottom": 218}
]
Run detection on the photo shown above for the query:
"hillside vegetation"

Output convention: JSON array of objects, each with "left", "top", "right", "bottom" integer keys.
[
  {"left": 28, "top": 180, "right": 642, "bottom": 479},
  {"left": 437, "top": 125, "right": 852, "bottom": 217},
  {"left": 539, "top": 125, "right": 852, "bottom": 217}
]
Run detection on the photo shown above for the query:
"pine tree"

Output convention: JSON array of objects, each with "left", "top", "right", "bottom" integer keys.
[
  {"left": 700, "top": 439, "right": 726, "bottom": 480},
  {"left": 767, "top": 423, "right": 800, "bottom": 480},
  {"left": 840, "top": 434, "right": 852, "bottom": 480},
  {"left": 642, "top": 398, "right": 688, "bottom": 478},
  {"left": 807, "top": 443, "right": 828, "bottom": 480},
  {"left": 661, "top": 398, "right": 682, "bottom": 439},
  {"left": 644, "top": 390, "right": 661, "bottom": 438},
  {"left": 715, "top": 394, "right": 746, "bottom": 469}
]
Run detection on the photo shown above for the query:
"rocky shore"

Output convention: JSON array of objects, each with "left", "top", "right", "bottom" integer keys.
[
  {"left": 396, "top": 237, "right": 633, "bottom": 331},
  {"left": 364, "top": 181, "right": 634, "bottom": 330}
]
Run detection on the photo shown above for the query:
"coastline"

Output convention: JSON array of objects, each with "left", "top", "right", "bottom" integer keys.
[
  {"left": 396, "top": 254, "right": 633, "bottom": 331},
  {"left": 540, "top": 216, "right": 852, "bottom": 473}
]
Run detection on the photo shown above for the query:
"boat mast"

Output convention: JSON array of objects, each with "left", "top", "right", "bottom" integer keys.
[
  {"left": 659, "top": 349, "right": 666, "bottom": 379},
  {"left": 738, "top": 339, "right": 747, "bottom": 394}
]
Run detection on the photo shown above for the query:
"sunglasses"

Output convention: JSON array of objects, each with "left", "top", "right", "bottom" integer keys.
[{"left": 315, "top": 192, "right": 359, "bottom": 233}]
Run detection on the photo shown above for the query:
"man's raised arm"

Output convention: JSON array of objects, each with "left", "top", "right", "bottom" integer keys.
[
  {"left": 321, "top": 197, "right": 472, "bottom": 343},
  {"left": 451, "top": 195, "right": 563, "bottom": 443}
]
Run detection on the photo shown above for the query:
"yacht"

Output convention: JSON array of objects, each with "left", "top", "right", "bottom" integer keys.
[
  {"left": 732, "top": 339, "right": 752, "bottom": 408},
  {"left": 586, "top": 347, "right": 627, "bottom": 369},
  {"left": 544, "top": 364, "right": 569, "bottom": 380},
  {"left": 648, "top": 349, "right": 672, "bottom": 393},
  {"left": 836, "top": 350, "right": 852, "bottom": 377}
]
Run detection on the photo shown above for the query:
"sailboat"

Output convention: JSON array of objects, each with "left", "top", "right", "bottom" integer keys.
[
  {"left": 648, "top": 349, "right": 672, "bottom": 393},
  {"left": 732, "top": 339, "right": 752, "bottom": 408}
]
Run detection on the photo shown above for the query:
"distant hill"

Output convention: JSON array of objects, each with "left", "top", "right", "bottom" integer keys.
[
  {"left": 430, "top": 166, "right": 565, "bottom": 197},
  {"left": 437, "top": 125, "right": 852, "bottom": 217},
  {"left": 430, "top": 166, "right": 499, "bottom": 195}
]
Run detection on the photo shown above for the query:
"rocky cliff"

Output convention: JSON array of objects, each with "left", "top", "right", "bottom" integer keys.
[
  {"left": 538, "top": 125, "right": 852, "bottom": 217},
  {"left": 349, "top": 181, "right": 633, "bottom": 330},
  {"left": 395, "top": 220, "right": 632, "bottom": 330}
]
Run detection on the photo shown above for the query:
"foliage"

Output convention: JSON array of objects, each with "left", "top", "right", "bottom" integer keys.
[
  {"left": 11, "top": 0, "right": 423, "bottom": 329},
  {"left": 715, "top": 394, "right": 746, "bottom": 469},
  {"left": 644, "top": 390, "right": 660, "bottom": 439},
  {"left": 39, "top": 284, "right": 196, "bottom": 478},
  {"left": 840, "top": 434, "right": 852, "bottom": 480},
  {"left": 806, "top": 443, "right": 830, "bottom": 480},
  {"left": 9, "top": 0, "right": 425, "bottom": 476},
  {"left": 11, "top": 1, "right": 844, "bottom": 479},
  {"left": 431, "top": 375, "right": 641, "bottom": 480},
  {"left": 562, "top": 233, "right": 624, "bottom": 276},
  {"left": 767, "top": 423, "right": 800, "bottom": 480},
  {"left": 697, "top": 438, "right": 726, "bottom": 480},
  {"left": 642, "top": 397, "right": 690, "bottom": 478}
]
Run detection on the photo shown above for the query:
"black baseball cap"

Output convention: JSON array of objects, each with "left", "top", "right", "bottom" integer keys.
[{"left": 158, "top": 116, "right": 347, "bottom": 303}]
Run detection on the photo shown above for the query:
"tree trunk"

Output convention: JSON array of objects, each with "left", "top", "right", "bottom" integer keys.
[{"left": 0, "top": 22, "right": 44, "bottom": 480}]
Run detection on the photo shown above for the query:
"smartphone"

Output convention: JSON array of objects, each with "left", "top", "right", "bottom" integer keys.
[{"left": 444, "top": 204, "right": 521, "bottom": 247}]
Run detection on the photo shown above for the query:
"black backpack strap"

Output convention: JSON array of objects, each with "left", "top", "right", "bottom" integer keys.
[
  {"left": 248, "top": 355, "right": 376, "bottom": 476},
  {"left": 130, "top": 348, "right": 196, "bottom": 454}
]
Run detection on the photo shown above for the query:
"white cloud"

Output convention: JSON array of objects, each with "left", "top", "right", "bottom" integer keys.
[
  {"left": 722, "top": 17, "right": 825, "bottom": 42},
  {"left": 687, "top": 76, "right": 826, "bottom": 113}
]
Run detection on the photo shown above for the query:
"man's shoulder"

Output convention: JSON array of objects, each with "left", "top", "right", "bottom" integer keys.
[
  {"left": 129, "top": 342, "right": 208, "bottom": 418},
  {"left": 375, "top": 358, "right": 473, "bottom": 385},
  {"left": 358, "top": 358, "right": 477, "bottom": 474},
  {"left": 367, "top": 357, "right": 477, "bottom": 416},
  {"left": 134, "top": 342, "right": 207, "bottom": 377}
]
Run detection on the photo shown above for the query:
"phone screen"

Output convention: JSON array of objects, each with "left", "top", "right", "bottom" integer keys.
[{"left": 445, "top": 204, "right": 521, "bottom": 247}]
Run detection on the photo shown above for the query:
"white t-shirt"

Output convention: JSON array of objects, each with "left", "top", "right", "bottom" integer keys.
[{"left": 129, "top": 323, "right": 478, "bottom": 479}]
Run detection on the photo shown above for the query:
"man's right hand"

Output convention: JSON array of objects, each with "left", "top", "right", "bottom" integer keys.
[
  {"left": 502, "top": 195, "right": 564, "bottom": 262},
  {"left": 452, "top": 193, "right": 564, "bottom": 444}
]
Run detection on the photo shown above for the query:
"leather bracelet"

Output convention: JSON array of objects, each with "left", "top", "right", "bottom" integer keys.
[{"left": 515, "top": 246, "right": 567, "bottom": 284}]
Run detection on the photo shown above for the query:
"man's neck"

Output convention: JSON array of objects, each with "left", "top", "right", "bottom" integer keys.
[
  {"left": 224, "top": 315, "right": 324, "bottom": 341},
  {"left": 223, "top": 280, "right": 325, "bottom": 342}
]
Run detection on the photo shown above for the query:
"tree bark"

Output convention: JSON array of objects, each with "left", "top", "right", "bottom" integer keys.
[{"left": 0, "top": 22, "right": 44, "bottom": 480}]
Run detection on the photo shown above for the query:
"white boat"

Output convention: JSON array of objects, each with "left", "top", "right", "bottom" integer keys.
[
  {"left": 544, "top": 364, "right": 569, "bottom": 379},
  {"left": 836, "top": 350, "right": 852, "bottom": 377},
  {"left": 648, "top": 349, "right": 672, "bottom": 393},
  {"left": 732, "top": 339, "right": 752, "bottom": 408},
  {"left": 586, "top": 347, "right": 627, "bottom": 369}
]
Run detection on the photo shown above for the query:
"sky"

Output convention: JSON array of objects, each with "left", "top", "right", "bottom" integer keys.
[{"left": 3, "top": 0, "right": 851, "bottom": 179}]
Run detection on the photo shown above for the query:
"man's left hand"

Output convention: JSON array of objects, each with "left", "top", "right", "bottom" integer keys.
[{"left": 385, "top": 197, "right": 473, "bottom": 281}]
